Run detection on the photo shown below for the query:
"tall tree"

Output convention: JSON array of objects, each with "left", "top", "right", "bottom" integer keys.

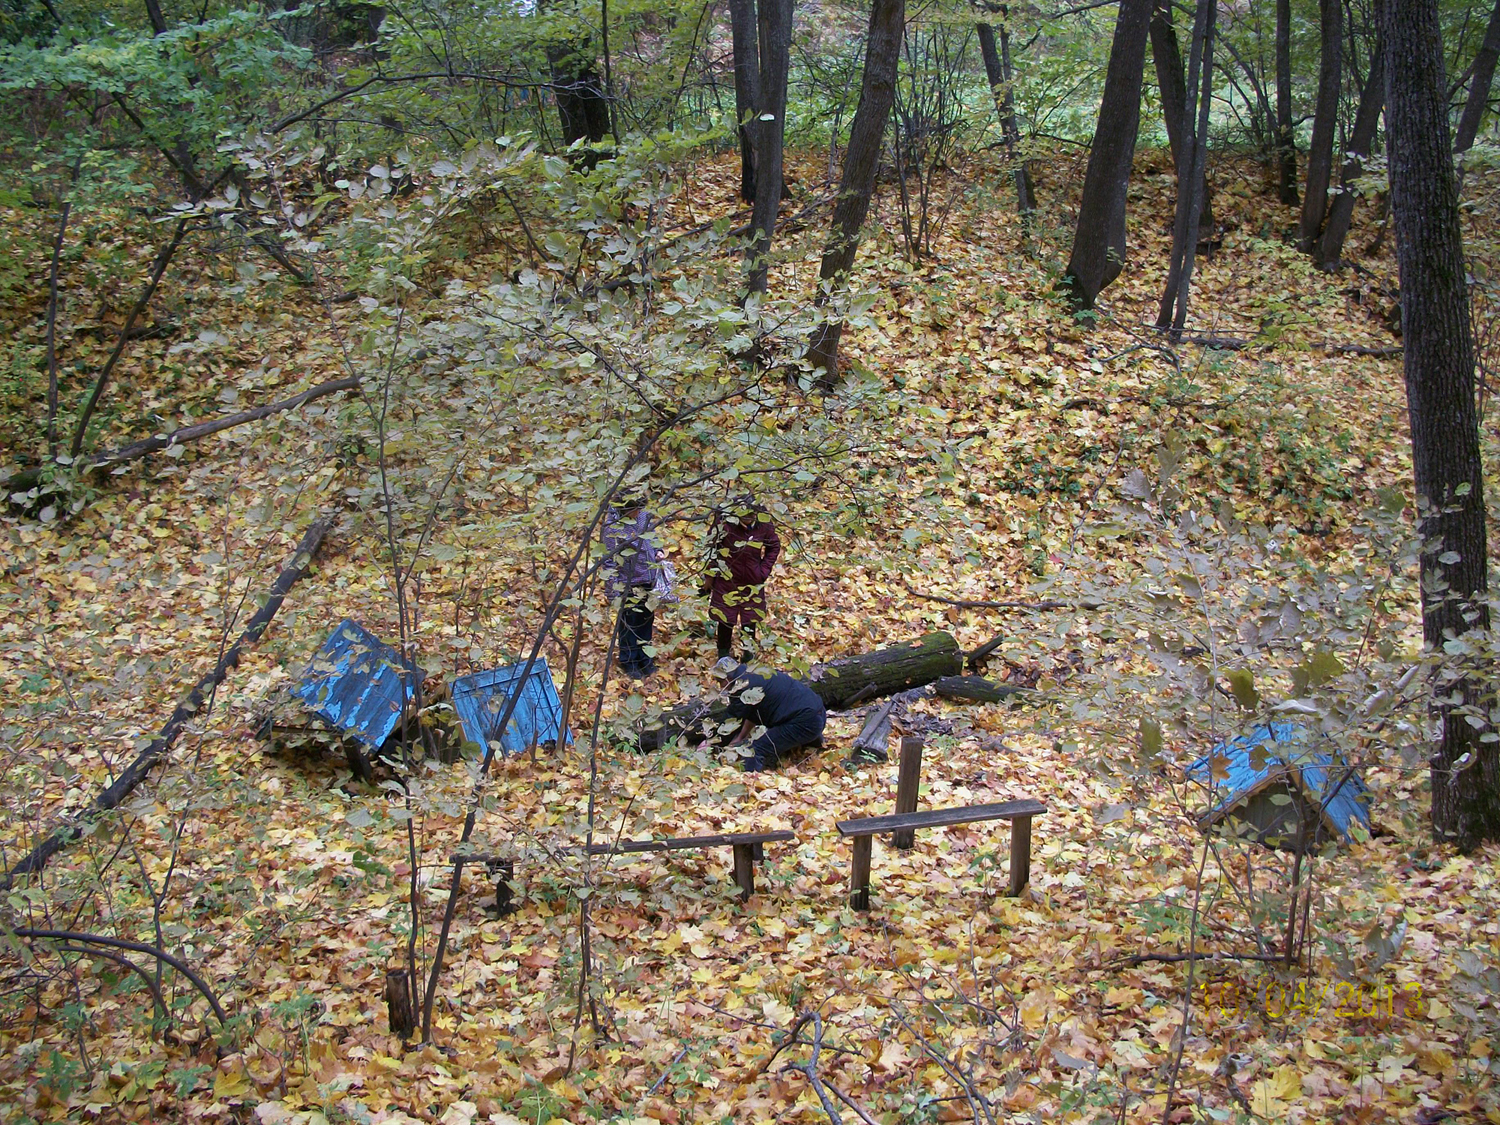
[
  {"left": 1155, "top": 0, "right": 1215, "bottom": 335},
  {"left": 1315, "top": 31, "right": 1384, "bottom": 269},
  {"left": 1062, "top": 0, "right": 1153, "bottom": 310},
  {"left": 1454, "top": 0, "right": 1500, "bottom": 156},
  {"left": 546, "top": 1, "right": 611, "bottom": 163},
  {"left": 807, "top": 0, "right": 904, "bottom": 380},
  {"left": 745, "top": 0, "right": 793, "bottom": 296},
  {"left": 1149, "top": 0, "right": 1212, "bottom": 242},
  {"left": 1275, "top": 0, "right": 1298, "bottom": 205},
  {"left": 976, "top": 4, "right": 1034, "bottom": 218},
  {"left": 1298, "top": 0, "right": 1342, "bottom": 251},
  {"left": 1383, "top": 0, "right": 1499, "bottom": 849},
  {"left": 730, "top": 0, "right": 761, "bottom": 202}
]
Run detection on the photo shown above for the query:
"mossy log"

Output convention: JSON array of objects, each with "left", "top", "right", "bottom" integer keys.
[
  {"left": 931, "top": 675, "right": 1036, "bottom": 704},
  {"left": 638, "top": 632, "right": 963, "bottom": 752}
]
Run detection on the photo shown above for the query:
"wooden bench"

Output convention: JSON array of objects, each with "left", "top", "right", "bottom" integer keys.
[
  {"left": 836, "top": 799, "right": 1046, "bottom": 911},
  {"left": 587, "top": 830, "right": 794, "bottom": 902}
]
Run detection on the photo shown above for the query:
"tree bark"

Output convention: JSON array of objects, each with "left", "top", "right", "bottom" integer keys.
[
  {"left": 1275, "top": 0, "right": 1298, "bottom": 204},
  {"left": 1156, "top": 0, "right": 1214, "bottom": 334},
  {"left": 1316, "top": 32, "right": 1385, "bottom": 269},
  {"left": 1299, "top": 0, "right": 1343, "bottom": 251},
  {"left": 1383, "top": 0, "right": 1499, "bottom": 850},
  {"left": 1149, "top": 0, "right": 1213, "bottom": 243},
  {"left": 546, "top": 2, "right": 611, "bottom": 167},
  {"left": 0, "top": 512, "right": 334, "bottom": 890},
  {"left": 931, "top": 676, "right": 1032, "bottom": 704},
  {"left": 806, "top": 0, "right": 904, "bottom": 381},
  {"left": 977, "top": 7, "right": 1034, "bottom": 219},
  {"left": 744, "top": 0, "right": 794, "bottom": 296},
  {"left": 730, "top": 0, "right": 762, "bottom": 203},
  {"left": 1062, "top": 0, "right": 1153, "bottom": 310},
  {"left": 638, "top": 632, "right": 962, "bottom": 751},
  {"left": 1454, "top": 0, "right": 1500, "bottom": 155}
]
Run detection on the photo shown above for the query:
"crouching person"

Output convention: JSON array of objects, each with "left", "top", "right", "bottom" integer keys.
[{"left": 714, "top": 657, "right": 826, "bottom": 772}]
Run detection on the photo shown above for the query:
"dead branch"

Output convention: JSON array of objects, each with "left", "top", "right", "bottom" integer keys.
[
  {"left": 1109, "top": 950, "right": 1292, "bottom": 969},
  {"left": 0, "top": 512, "right": 333, "bottom": 890},
  {"left": 14, "top": 928, "right": 227, "bottom": 1023},
  {"left": 7, "top": 376, "right": 359, "bottom": 496},
  {"left": 904, "top": 581, "right": 1096, "bottom": 613}
]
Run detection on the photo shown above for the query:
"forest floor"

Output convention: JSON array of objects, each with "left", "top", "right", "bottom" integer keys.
[{"left": 2, "top": 147, "right": 1499, "bottom": 1125}]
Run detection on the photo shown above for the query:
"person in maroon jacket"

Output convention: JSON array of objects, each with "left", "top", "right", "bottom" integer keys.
[{"left": 702, "top": 497, "right": 782, "bottom": 660}]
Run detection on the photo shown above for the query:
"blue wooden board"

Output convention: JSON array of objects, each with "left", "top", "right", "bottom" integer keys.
[
  {"left": 451, "top": 659, "right": 571, "bottom": 757},
  {"left": 1186, "top": 721, "right": 1370, "bottom": 840},
  {"left": 294, "top": 619, "right": 418, "bottom": 749}
]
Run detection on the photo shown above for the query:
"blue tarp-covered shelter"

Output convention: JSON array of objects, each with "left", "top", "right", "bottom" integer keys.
[
  {"left": 294, "top": 619, "right": 420, "bottom": 749},
  {"left": 1185, "top": 722, "right": 1370, "bottom": 849},
  {"left": 451, "top": 659, "right": 571, "bottom": 758}
]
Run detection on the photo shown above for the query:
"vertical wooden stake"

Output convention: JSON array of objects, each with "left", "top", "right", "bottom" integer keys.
[
  {"left": 1008, "top": 814, "right": 1032, "bottom": 896},
  {"left": 751, "top": 840, "right": 765, "bottom": 862},
  {"left": 893, "top": 736, "right": 924, "bottom": 850},
  {"left": 384, "top": 968, "right": 416, "bottom": 1040},
  {"left": 731, "top": 843, "right": 755, "bottom": 902},
  {"left": 849, "top": 835, "right": 873, "bottom": 912}
]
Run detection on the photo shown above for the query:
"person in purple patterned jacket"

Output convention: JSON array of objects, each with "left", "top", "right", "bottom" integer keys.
[{"left": 601, "top": 492, "right": 663, "bottom": 678}]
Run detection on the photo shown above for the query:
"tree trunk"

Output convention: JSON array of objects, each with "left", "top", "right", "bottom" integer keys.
[
  {"left": 1454, "top": 0, "right": 1500, "bottom": 155},
  {"left": 1062, "top": 0, "right": 1153, "bottom": 310},
  {"left": 1149, "top": 0, "right": 1213, "bottom": 242},
  {"left": 976, "top": 7, "right": 1034, "bottom": 219},
  {"left": 1155, "top": 0, "right": 1215, "bottom": 334},
  {"left": 806, "top": 0, "right": 904, "bottom": 381},
  {"left": 744, "top": 0, "right": 794, "bottom": 296},
  {"left": 385, "top": 969, "right": 416, "bottom": 1039},
  {"left": 638, "top": 632, "right": 962, "bottom": 751},
  {"left": 1276, "top": 0, "right": 1298, "bottom": 204},
  {"left": 547, "top": 10, "right": 611, "bottom": 167},
  {"left": 1316, "top": 32, "right": 1385, "bottom": 269},
  {"left": 729, "top": 0, "right": 762, "bottom": 202},
  {"left": 1383, "top": 0, "right": 1499, "bottom": 850},
  {"left": 1299, "top": 0, "right": 1343, "bottom": 251}
]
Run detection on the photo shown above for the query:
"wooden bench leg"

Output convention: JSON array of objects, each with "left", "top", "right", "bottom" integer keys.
[
  {"left": 893, "top": 736, "right": 924, "bottom": 850},
  {"left": 731, "top": 843, "right": 756, "bottom": 902},
  {"left": 752, "top": 841, "right": 765, "bottom": 862},
  {"left": 849, "top": 835, "right": 873, "bottom": 912},
  {"left": 1008, "top": 814, "right": 1032, "bottom": 896}
]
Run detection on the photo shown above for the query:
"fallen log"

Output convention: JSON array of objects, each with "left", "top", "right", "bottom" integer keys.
[
  {"left": 638, "top": 632, "right": 963, "bottom": 752},
  {"left": 931, "top": 675, "right": 1035, "bottom": 704},
  {"left": 5, "top": 376, "right": 360, "bottom": 498},
  {"left": 0, "top": 512, "right": 334, "bottom": 890}
]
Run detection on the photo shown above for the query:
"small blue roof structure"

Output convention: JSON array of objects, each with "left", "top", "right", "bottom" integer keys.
[
  {"left": 294, "top": 619, "right": 419, "bottom": 749},
  {"left": 451, "top": 659, "right": 572, "bottom": 758},
  {"left": 1185, "top": 722, "right": 1370, "bottom": 849}
]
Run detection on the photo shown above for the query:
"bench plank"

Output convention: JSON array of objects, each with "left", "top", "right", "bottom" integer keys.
[
  {"left": 837, "top": 799, "right": 1046, "bottom": 838},
  {"left": 587, "top": 829, "right": 794, "bottom": 855}
]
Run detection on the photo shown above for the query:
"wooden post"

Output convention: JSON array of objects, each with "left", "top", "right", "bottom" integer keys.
[
  {"left": 751, "top": 840, "right": 765, "bottom": 862},
  {"left": 731, "top": 843, "right": 756, "bottom": 902},
  {"left": 384, "top": 968, "right": 416, "bottom": 1040},
  {"left": 893, "top": 736, "right": 924, "bottom": 849},
  {"left": 849, "top": 835, "right": 873, "bottom": 911},
  {"left": 1008, "top": 814, "right": 1032, "bottom": 896}
]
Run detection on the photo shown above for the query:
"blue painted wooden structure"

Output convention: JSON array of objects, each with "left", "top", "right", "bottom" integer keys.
[
  {"left": 451, "top": 659, "right": 571, "bottom": 757},
  {"left": 294, "top": 619, "right": 419, "bottom": 748},
  {"left": 1185, "top": 722, "right": 1370, "bottom": 848}
]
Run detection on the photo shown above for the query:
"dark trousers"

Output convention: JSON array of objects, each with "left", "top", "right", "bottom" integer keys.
[
  {"left": 618, "top": 585, "right": 655, "bottom": 676},
  {"left": 716, "top": 621, "right": 756, "bottom": 660},
  {"left": 746, "top": 707, "right": 826, "bottom": 771}
]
